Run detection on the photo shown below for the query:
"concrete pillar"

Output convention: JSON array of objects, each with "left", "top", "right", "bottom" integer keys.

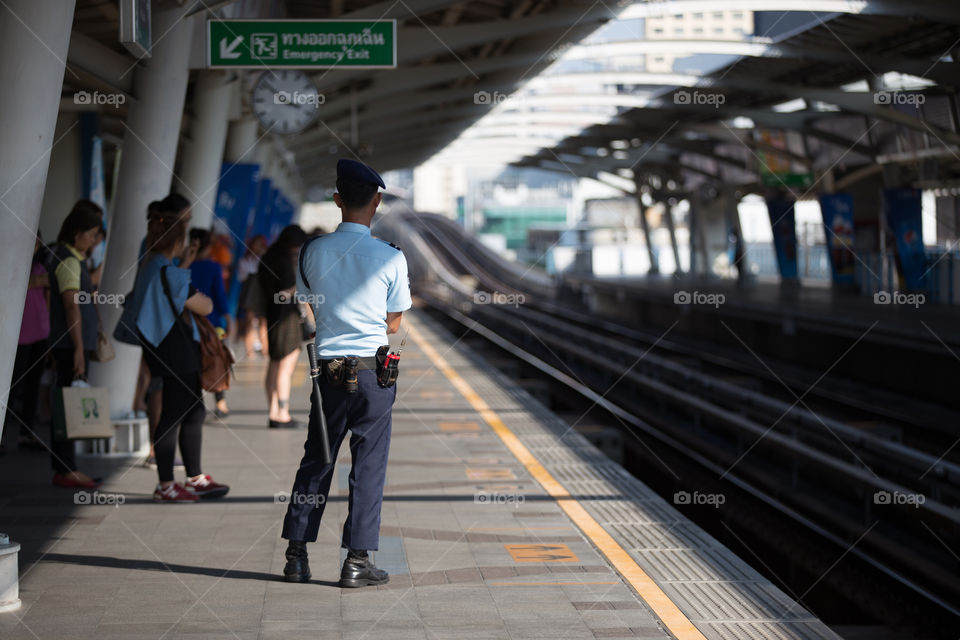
[
  {"left": 633, "top": 179, "right": 658, "bottom": 274},
  {"left": 0, "top": 0, "right": 75, "bottom": 611},
  {"left": 88, "top": 5, "right": 196, "bottom": 417},
  {"left": 37, "top": 112, "right": 83, "bottom": 241},
  {"left": 176, "top": 71, "right": 234, "bottom": 229},
  {"left": 725, "top": 193, "right": 748, "bottom": 283},
  {"left": 0, "top": 0, "right": 76, "bottom": 441},
  {"left": 225, "top": 117, "right": 260, "bottom": 164},
  {"left": 688, "top": 197, "right": 698, "bottom": 275},
  {"left": 257, "top": 143, "right": 278, "bottom": 180},
  {"left": 690, "top": 191, "right": 732, "bottom": 278},
  {"left": 663, "top": 201, "right": 682, "bottom": 275}
]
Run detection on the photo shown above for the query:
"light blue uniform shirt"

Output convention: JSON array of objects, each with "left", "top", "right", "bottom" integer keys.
[{"left": 297, "top": 222, "right": 412, "bottom": 357}]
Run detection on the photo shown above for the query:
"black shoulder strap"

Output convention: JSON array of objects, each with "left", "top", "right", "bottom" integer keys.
[
  {"left": 298, "top": 236, "right": 323, "bottom": 290},
  {"left": 159, "top": 265, "right": 178, "bottom": 315}
]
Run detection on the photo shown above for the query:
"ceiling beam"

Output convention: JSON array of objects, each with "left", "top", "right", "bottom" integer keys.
[{"left": 619, "top": 0, "right": 960, "bottom": 24}]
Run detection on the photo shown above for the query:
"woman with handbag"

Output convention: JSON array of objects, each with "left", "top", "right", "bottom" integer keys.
[
  {"left": 125, "top": 194, "right": 230, "bottom": 502},
  {"left": 47, "top": 202, "right": 105, "bottom": 488}
]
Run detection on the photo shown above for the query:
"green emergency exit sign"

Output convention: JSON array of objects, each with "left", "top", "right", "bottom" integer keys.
[{"left": 207, "top": 20, "right": 397, "bottom": 68}]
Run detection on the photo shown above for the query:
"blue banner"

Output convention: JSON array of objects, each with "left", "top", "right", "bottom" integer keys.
[
  {"left": 79, "top": 113, "right": 106, "bottom": 210},
  {"left": 766, "top": 198, "right": 798, "bottom": 280},
  {"left": 214, "top": 162, "right": 260, "bottom": 313},
  {"left": 884, "top": 188, "right": 927, "bottom": 290},
  {"left": 250, "top": 178, "right": 275, "bottom": 241},
  {"left": 214, "top": 163, "right": 260, "bottom": 250},
  {"left": 819, "top": 193, "right": 856, "bottom": 285},
  {"left": 80, "top": 113, "right": 107, "bottom": 268}
]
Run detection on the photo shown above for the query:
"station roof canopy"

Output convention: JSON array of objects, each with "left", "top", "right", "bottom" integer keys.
[
  {"left": 497, "top": 2, "right": 960, "bottom": 197},
  {"left": 64, "top": 1, "right": 960, "bottom": 198},
  {"left": 67, "top": 0, "right": 628, "bottom": 197}
]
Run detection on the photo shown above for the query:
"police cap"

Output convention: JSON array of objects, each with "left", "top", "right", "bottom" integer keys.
[{"left": 336, "top": 159, "right": 385, "bottom": 189}]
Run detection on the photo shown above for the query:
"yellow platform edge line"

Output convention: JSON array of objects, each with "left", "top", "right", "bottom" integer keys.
[{"left": 407, "top": 321, "right": 708, "bottom": 640}]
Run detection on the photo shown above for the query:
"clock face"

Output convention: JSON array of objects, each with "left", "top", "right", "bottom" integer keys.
[{"left": 252, "top": 70, "right": 322, "bottom": 135}]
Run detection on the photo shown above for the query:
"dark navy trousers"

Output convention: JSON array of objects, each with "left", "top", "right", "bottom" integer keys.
[{"left": 281, "top": 369, "right": 395, "bottom": 550}]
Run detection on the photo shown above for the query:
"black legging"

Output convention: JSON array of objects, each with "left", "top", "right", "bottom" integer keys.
[
  {"left": 6, "top": 340, "right": 47, "bottom": 438},
  {"left": 154, "top": 371, "right": 205, "bottom": 483}
]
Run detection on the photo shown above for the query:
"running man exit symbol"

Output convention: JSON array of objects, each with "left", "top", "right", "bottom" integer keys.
[
  {"left": 251, "top": 33, "right": 278, "bottom": 59},
  {"left": 505, "top": 544, "right": 578, "bottom": 563}
]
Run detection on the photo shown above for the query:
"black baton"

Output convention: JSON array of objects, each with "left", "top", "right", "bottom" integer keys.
[{"left": 306, "top": 343, "right": 334, "bottom": 466}]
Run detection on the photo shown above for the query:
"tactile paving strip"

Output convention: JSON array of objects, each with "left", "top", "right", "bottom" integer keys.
[
  {"left": 635, "top": 549, "right": 760, "bottom": 583},
  {"left": 411, "top": 312, "right": 842, "bottom": 640},
  {"left": 590, "top": 499, "right": 684, "bottom": 526},
  {"left": 699, "top": 621, "right": 832, "bottom": 640}
]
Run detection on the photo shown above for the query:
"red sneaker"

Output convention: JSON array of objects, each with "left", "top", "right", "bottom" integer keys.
[
  {"left": 53, "top": 473, "right": 101, "bottom": 489},
  {"left": 184, "top": 474, "right": 230, "bottom": 499},
  {"left": 153, "top": 483, "right": 199, "bottom": 502}
]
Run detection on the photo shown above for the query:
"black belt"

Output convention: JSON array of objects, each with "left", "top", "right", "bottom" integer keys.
[{"left": 321, "top": 356, "right": 378, "bottom": 370}]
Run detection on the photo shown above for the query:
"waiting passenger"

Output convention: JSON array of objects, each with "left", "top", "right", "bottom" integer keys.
[
  {"left": 47, "top": 201, "right": 105, "bottom": 488},
  {"left": 2, "top": 233, "right": 51, "bottom": 453},
  {"left": 259, "top": 225, "right": 309, "bottom": 429},
  {"left": 188, "top": 227, "right": 231, "bottom": 417},
  {"left": 236, "top": 234, "right": 268, "bottom": 360},
  {"left": 124, "top": 194, "right": 229, "bottom": 502}
]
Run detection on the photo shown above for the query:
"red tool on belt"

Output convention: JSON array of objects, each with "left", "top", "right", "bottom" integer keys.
[{"left": 376, "top": 333, "right": 406, "bottom": 388}]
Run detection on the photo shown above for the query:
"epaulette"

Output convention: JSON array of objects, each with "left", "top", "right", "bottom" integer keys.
[{"left": 376, "top": 238, "right": 402, "bottom": 251}]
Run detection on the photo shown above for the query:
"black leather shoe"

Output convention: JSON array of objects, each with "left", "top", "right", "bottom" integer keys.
[
  {"left": 339, "top": 553, "right": 389, "bottom": 588},
  {"left": 283, "top": 540, "right": 311, "bottom": 583}
]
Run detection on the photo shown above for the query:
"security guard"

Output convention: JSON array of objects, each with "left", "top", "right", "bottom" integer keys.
[{"left": 280, "top": 159, "right": 411, "bottom": 588}]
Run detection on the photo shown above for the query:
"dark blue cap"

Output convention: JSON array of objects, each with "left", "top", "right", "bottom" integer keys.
[{"left": 336, "top": 159, "right": 385, "bottom": 189}]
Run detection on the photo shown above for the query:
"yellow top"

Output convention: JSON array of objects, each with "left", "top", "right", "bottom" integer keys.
[{"left": 53, "top": 244, "right": 86, "bottom": 293}]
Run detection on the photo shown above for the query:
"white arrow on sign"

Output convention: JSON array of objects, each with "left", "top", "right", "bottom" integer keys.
[{"left": 220, "top": 36, "right": 243, "bottom": 60}]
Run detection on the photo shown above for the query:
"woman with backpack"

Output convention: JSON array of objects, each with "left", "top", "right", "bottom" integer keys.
[{"left": 119, "top": 194, "right": 230, "bottom": 502}]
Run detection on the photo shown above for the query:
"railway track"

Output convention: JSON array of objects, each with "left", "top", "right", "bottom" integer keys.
[{"left": 377, "top": 210, "right": 960, "bottom": 631}]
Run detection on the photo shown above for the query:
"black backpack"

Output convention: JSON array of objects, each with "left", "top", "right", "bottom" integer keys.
[{"left": 140, "top": 266, "right": 201, "bottom": 378}]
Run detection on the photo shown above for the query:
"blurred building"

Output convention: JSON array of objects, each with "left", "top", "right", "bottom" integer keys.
[{"left": 645, "top": 10, "right": 753, "bottom": 73}]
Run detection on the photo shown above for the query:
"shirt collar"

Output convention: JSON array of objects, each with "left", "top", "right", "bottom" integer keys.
[
  {"left": 65, "top": 244, "right": 85, "bottom": 261},
  {"left": 336, "top": 222, "right": 371, "bottom": 236}
]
